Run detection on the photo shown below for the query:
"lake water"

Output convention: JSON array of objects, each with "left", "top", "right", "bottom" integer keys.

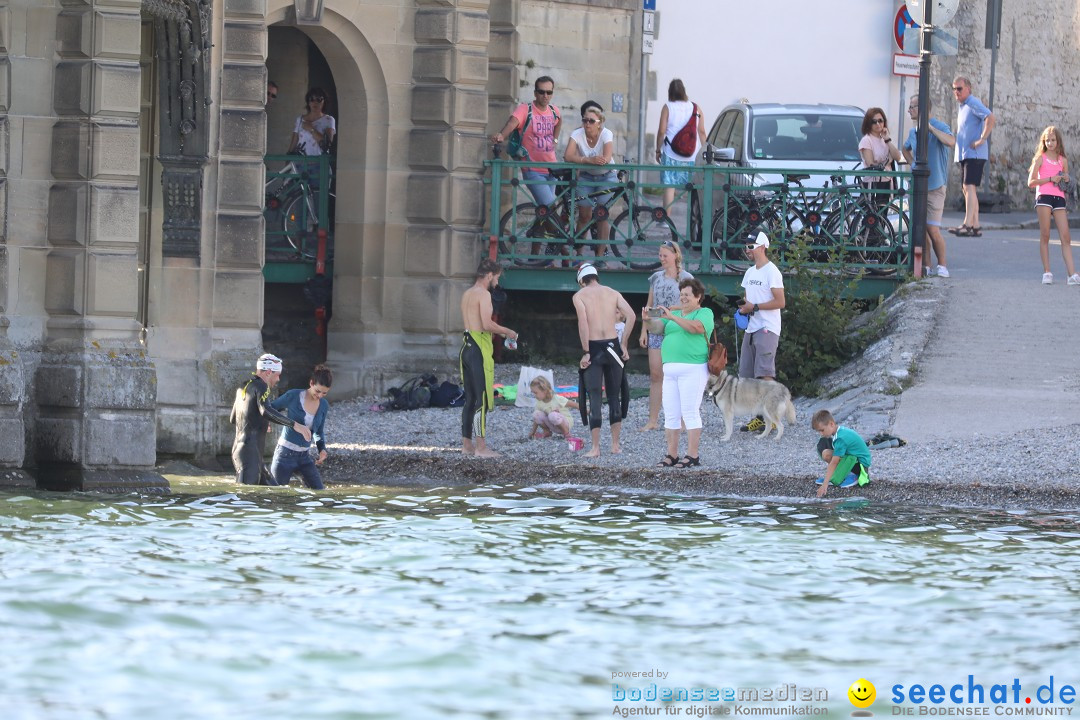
[{"left": 2, "top": 481, "right": 1079, "bottom": 720}]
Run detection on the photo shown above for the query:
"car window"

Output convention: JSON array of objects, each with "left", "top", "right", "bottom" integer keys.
[
  {"left": 728, "top": 113, "right": 745, "bottom": 160},
  {"left": 750, "top": 114, "right": 862, "bottom": 161},
  {"left": 710, "top": 111, "right": 736, "bottom": 149}
]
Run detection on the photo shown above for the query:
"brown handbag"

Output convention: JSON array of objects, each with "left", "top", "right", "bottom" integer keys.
[{"left": 707, "top": 328, "right": 728, "bottom": 376}]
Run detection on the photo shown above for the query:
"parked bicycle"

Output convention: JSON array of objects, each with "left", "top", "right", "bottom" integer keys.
[
  {"left": 496, "top": 165, "right": 676, "bottom": 269},
  {"left": 264, "top": 154, "right": 336, "bottom": 260}
]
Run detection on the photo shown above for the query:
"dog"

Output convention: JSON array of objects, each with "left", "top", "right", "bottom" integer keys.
[{"left": 705, "top": 370, "right": 797, "bottom": 441}]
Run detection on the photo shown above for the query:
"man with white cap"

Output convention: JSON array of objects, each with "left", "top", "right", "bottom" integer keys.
[
  {"left": 229, "top": 353, "right": 312, "bottom": 485},
  {"left": 736, "top": 231, "right": 786, "bottom": 432},
  {"left": 572, "top": 262, "right": 636, "bottom": 458}
]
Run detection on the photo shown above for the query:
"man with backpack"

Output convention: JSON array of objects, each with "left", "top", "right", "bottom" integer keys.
[{"left": 491, "top": 76, "right": 562, "bottom": 261}]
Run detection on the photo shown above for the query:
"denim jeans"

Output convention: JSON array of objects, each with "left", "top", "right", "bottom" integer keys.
[
  {"left": 270, "top": 446, "right": 325, "bottom": 489},
  {"left": 521, "top": 169, "right": 556, "bottom": 207}
]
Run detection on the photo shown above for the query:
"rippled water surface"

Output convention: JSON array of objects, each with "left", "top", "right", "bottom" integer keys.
[{"left": 2, "top": 482, "right": 1079, "bottom": 720}]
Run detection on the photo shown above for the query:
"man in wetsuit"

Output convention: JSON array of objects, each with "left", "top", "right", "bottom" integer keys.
[
  {"left": 572, "top": 263, "right": 636, "bottom": 458},
  {"left": 460, "top": 259, "right": 518, "bottom": 457},
  {"left": 230, "top": 353, "right": 312, "bottom": 485}
]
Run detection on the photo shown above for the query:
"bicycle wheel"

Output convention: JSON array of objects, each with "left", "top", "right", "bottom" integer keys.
[
  {"left": 497, "top": 202, "right": 553, "bottom": 267},
  {"left": 608, "top": 205, "right": 671, "bottom": 270},
  {"left": 850, "top": 201, "right": 905, "bottom": 275},
  {"left": 282, "top": 190, "right": 336, "bottom": 260},
  {"left": 710, "top": 203, "right": 784, "bottom": 272}
]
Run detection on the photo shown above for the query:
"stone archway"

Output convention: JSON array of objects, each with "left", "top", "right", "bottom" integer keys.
[{"left": 264, "top": 2, "right": 393, "bottom": 397}]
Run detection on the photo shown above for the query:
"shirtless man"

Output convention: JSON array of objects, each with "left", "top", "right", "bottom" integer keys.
[
  {"left": 572, "top": 263, "right": 636, "bottom": 458},
  {"left": 460, "top": 259, "right": 518, "bottom": 457}
]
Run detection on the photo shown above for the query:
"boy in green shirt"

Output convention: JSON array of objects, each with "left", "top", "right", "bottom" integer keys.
[{"left": 812, "top": 410, "right": 871, "bottom": 498}]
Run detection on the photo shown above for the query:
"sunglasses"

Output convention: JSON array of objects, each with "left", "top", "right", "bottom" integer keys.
[
  {"left": 267, "top": 92, "right": 277, "bottom": 99},
  {"left": 952, "top": 86, "right": 964, "bottom": 92},
  {"left": 662, "top": 240, "right": 677, "bottom": 250},
  {"left": 745, "top": 244, "right": 759, "bottom": 251},
  {"left": 535, "top": 89, "right": 554, "bottom": 95},
  {"left": 582, "top": 118, "right": 599, "bottom": 125},
  {"left": 872, "top": 118, "right": 885, "bottom": 124},
  {"left": 309, "top": 97, "right": 325, "bottom": 102}
]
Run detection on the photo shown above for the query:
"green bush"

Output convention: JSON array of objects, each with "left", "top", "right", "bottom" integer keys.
[{"left": 774, "top": 231, "right": 866, "bottom": 396}]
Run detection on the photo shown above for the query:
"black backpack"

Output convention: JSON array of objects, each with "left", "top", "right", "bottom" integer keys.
[
  {"left": 387, "top": 374, "right": 436, "bottom": 411},
  {"left": 429, "top": 380, "right": 465, "bottom": 408}
]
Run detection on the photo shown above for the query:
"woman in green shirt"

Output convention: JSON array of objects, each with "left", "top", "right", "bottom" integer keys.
[{"left": 654, "top": 278, "right": 714, "bottom": 468}]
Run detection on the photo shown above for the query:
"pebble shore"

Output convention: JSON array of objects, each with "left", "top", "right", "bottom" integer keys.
[{"left": 321, "top": 279, "right": 1080, "bottom": 510}]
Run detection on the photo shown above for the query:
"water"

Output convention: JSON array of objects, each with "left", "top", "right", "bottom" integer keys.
[{"left": 2, "top": 482, "right": 1079, "bottom": 720}]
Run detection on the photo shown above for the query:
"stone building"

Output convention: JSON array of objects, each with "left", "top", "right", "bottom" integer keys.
[
  {"left": 0, "top": 0, "right": 642, "bottom": 488},
  {"left": 931, "top": 0, "right": 1080, "bottom": 209}
]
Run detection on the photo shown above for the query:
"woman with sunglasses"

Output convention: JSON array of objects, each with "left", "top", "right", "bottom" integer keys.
[
  {"left": 638, "top": 240, "right": 693, "bottom": 431},
  {"left": 858, "top": 107, "right": 903, "bottom": 206},
  {"left": 565, "top": 106, "right": 616, "bottom": 264},
  {"left": 287, "top": 87, "right": 336, "bottom": 156}
]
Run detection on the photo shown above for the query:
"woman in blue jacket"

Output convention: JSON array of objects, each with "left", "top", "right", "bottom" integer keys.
[{"left": 269, "top": 364, "right": 333, "bottom": 489}]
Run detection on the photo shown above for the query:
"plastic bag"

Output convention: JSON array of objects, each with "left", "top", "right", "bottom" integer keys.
[{"left": 514, "top": 366, "right": 554, "bottom": 408}]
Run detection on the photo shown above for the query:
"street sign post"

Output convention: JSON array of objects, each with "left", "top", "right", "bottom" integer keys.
[{"left": 892, "top": 54, "right": 919, "bottom": 77}]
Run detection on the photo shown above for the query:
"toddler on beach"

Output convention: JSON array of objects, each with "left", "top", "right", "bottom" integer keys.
[
  {"left": 812, "top": 410, "right": 872, "bottom": 498},
  {"left": 528, "top": 376, "right": 579, "bottom": 439}
]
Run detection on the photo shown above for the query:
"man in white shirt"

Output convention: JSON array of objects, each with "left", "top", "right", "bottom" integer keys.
[{"left": 736, "top": 231, "right": 786, "bottom": 431}]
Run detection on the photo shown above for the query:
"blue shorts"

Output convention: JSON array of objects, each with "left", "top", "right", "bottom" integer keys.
[
  {"left": 575, "top": 170, "right": 618, "bottom": 208},
  {"left": 660, "top": 153, "right": 695, "bottom": 187},
  {"left": 522, "top": 169, "right": 556, "bottom": 207}
]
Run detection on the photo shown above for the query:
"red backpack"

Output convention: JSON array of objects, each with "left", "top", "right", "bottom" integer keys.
[{"left": 669, "top": 103, "right": 699, "bottom": 158}]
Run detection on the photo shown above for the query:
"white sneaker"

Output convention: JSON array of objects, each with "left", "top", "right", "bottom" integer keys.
[
  {"left": 1043, "top": 272, "right": 1054, "bottom": 285},
  {"left": 936, "top": 265, "right": 950, "bottom": 278},
  {"left": 923, "top": 266, "right": 935, "bottom": 277},
  {"left": 1068, "top": 274, "right": 1080, "bottom": 286}
]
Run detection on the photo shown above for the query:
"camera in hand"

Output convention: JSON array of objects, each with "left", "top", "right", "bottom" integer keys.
[{"left": 647, "top": 307, "right": 664, "bottom": 318}]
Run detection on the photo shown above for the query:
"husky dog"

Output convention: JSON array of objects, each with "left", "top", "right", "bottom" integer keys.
[{"left": 705, "top": 370, "right": 797, "bottom": 440}]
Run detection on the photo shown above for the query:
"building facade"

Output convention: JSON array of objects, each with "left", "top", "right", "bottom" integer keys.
[{"left": 0, "top": 0, "right": 640, "bottom": 487}]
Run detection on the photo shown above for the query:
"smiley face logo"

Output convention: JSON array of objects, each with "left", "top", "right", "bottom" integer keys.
[{"left": 848, "top": 678, "right": 876, "bottom": 709}]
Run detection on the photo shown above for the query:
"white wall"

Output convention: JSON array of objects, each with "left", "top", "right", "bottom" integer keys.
[{"left": 645, "top": 0, "right": 912, "bottom": 156}]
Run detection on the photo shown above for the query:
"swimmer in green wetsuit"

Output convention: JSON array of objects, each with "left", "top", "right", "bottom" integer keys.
[{"left": 459, "top": 259, "right": 517, "bottom": 457}]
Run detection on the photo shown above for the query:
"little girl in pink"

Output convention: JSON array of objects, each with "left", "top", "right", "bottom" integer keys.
[
  {"left": 528, "top": 376, "right": 579, "bottom": 439},
  {"left": 1027, "top": 125, "right": 1078, "bottom": 285}
]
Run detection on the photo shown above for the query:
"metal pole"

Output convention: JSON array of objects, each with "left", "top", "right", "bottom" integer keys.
[
  {"left": 637, "top": 29, "right": 648, "bottom": 164},
  {"left": 986, "top": 45, "right": 997, "bottom": 160},
  {"left": 910, "top": 0, "right": 933, "bottom": 276}
]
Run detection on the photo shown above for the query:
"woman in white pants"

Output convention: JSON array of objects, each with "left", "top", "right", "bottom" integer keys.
[{"left": 652, "top": 278, "right": 714, "bottom": 468}]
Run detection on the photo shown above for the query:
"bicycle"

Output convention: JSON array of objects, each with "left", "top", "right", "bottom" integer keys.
[
  {"left": 817, "top": 175, "right": 909, "bottom": 275},
  {"left": 497, "top": 166, "right": 676, "bottom": 269},
  {"left": 685, "top": 173, "right": 789, "bottom": 273},
  {"left": 265, "top": 154, "right": 337, "bottom": 260}
]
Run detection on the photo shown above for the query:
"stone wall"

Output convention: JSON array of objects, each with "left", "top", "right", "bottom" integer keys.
[{"left": 936, "top": 1, "right": 1080, "bottom": 209}]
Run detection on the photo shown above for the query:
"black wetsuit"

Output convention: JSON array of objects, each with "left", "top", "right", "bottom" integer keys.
[
  {"left": 459, "top": 331, "right": 494, "bottom": 439},
  {"left": 579, "top": 338, "right": 628, "bottom": 430},
  {"left": 230, "top": 375, "right": 294, "bottom": 485}
]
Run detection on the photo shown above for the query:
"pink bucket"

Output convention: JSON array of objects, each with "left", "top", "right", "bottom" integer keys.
[{"left": 567, "top": 437, "right": 584, "bottom": 452}]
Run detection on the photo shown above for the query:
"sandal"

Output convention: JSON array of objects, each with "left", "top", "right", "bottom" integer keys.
[
  {"left": 675, "top": 455, "right": 700, "bottom": 468},
  {"left": 946, "top": 224, "right": 969, "bottom": 235},
  {"left": 954, "top": 226, "right": 982, "bottom": 237},
  {"left": 656, "top": 454, "right": 678, "bottom": 467}
]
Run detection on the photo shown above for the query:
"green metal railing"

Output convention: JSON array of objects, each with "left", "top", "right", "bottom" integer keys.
[
  {"left": 263, "top": 154, "right": 335, "bottom": 283},
  {"left": 485, "top": 158, "right": 914, "bottom": 290}
]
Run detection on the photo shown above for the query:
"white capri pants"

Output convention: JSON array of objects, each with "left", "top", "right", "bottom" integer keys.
[{"left": 661, "top": 362, "right": 709, "bottom": 431}]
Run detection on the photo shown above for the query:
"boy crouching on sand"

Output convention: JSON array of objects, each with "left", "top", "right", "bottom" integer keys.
[{"left": 812, "top": 410, "right": 872, "bottom": 498}]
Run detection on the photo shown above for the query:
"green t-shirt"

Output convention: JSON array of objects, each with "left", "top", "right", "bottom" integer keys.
[
  {"left": 832, "top": 426, "right": 872, "bottom": 468},
  {"left": 660, "top": 308, "right": 715, "bottom": 364}
]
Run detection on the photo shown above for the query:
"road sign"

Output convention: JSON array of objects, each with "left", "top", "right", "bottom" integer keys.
[
  {"left": 643, "top": 10, "right": 654, "bottom": 33},
  {"left": 894, "top": 5, "right": 917, "bottom": 51},
  {"left": 893, "top": 53, "right": 920, "bottom": 77},
  {"left": 903, "top": 27, "right": 958, "bottom": 56},
  {"left": 643, "top": 0, "right": 656, "bottom": 9},
  {"left": 642, "top": 33, "right": 654, "bottom": 54}
]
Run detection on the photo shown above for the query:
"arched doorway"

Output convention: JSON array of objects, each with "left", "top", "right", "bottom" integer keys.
[
  {"left": 263, "top": 25, "right": 340, "bottom": 389},
  {"left": 260, "top": 4, "right": 392, "bottom": 397}
]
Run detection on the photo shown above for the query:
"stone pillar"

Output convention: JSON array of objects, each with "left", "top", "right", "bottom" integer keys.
[
  {"left": 149, "top": 0, "right": 267, "bottom": 462},
  {"left": 34, "top": 0, "right": 164, "bottom": 490},
  {"left": 399, "top": 0, "right": 489, "bottom": 375}
]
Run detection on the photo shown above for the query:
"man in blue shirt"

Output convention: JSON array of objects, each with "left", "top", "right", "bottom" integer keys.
[
  {"left": 904, "top": 96, "right": 956, "bottom": 277},
  {"left": 949, "top": 76, "right": 995, "bottom": 237}
]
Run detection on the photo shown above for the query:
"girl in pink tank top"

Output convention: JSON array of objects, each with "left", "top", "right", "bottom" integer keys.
[{"left": 1027, "top": 125, "right": 1077, "bottom": 284}]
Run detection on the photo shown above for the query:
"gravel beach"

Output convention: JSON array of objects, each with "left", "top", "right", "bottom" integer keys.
[{"left": 318, "top": 279, "right": 1080, "bottom": 511}]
